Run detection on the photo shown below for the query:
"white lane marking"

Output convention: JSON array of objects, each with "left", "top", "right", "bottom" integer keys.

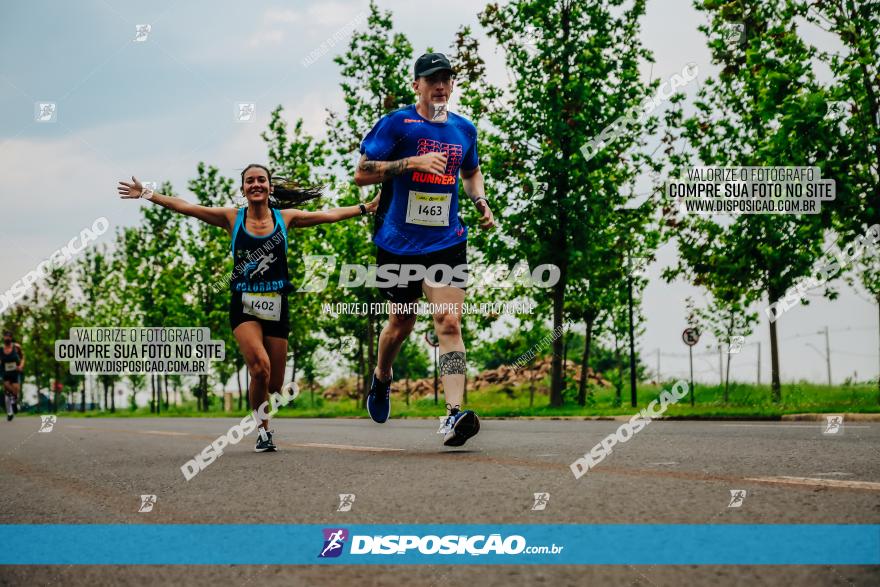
[
  {"left": 746, "top": 476, "right": 880, "bottom": 491},
  {"left": 720, "top": 424, "right": 870, "bottom": 428},
  {"left": 66, "top": 425, "right": 188, "bottom": 436},
  {"left": 64, "top": 425, "right": 405, "bottom": 452},
  {"left": 286, "top": 442, "right": 404, "bottom": 453}
]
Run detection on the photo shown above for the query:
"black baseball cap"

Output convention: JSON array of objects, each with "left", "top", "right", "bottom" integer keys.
[{"left": 414, "top": 52, "right": 454, "bottom": 79}]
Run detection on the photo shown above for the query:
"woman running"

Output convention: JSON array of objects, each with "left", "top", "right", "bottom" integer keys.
[
  {"left": 118, "top": 165, "right": 378, "bottom": 451},
  {"left": 2, "top": 330, "right": 25, "bottom": 422}
]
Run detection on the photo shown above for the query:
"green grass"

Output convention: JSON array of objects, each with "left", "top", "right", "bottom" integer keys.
[{"left": 25, "top": 380, "right": 880, "bottom": 419}]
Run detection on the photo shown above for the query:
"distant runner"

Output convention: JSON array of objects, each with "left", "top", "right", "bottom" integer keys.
[{"left": 2, "top": 330, "right": 24, "bottom": 422}]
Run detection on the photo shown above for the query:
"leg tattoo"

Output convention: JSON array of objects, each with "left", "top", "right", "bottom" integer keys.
[{"left": 439, "top": 351, "right": 466, "bottom": 376}]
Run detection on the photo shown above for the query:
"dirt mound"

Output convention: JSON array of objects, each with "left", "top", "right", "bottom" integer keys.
[
  {"left": 470, "top": 356, "right": 610, "bottom": 391},
  {"left": 319, "top": 356, "right": 609, "bottom": 399}
]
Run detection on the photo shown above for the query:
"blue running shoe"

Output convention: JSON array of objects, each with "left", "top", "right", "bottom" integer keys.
[
  {"left": 442, "top": 406, "right": 480, "bottom": 447},
  {"left": 367, "top": 373, "right": 391, "bottom": 423}
]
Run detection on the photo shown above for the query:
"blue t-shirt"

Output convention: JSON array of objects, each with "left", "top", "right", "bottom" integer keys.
[{"left": 359, "top": 104, "right": 479, "bottom": 255}]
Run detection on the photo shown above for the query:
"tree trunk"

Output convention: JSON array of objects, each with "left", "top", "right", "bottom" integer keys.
[
  {"left": 549, "top": 2, "right": 573, "bottom": 409},
  {"left": 201, "top": 375, "right": 208, "bottom": 411},
  {"left": 627, "top": 272, "right": 637, "bottom": 407},
  {"left": 578, "top": 315, "right": 595, "bottom": 406},
  {"left": 529, "top": 367, "right": 536, "bottom": 408},
  {"left": 768, "top": 294, "right": 782, "bottom": 402},
  {"left": 81, "top": 379, "right": 85, "bottom": 412},
  {"left": 614, "top": 331, "right": 622, "bottom": 407},
  {"left": 110, "top": 382, "right": 115, "bottom": 413},
  {"left": 550, "top": 284, "right": 565, "bottom": 407},
  {"left": 54, "top": 360, "right": 61, "bottom": 412},
  {"left": 563, "top": 331, "right": 569, "bottom": 374},
  {"left": 725, "top": 351, "right": 732, "bottom": 403},
  {"left": 724, "top": 315, "right": 734, "bottom": 403}
]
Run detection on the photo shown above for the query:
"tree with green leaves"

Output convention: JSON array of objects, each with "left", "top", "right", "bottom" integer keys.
[
  {"left": 185, "top": 164, "right": 239, "bottom": 411},
  {"left": 40, "top": 266, "right": 78, "bottom": 411},
  {"left": 477, "top": 0, "right": 658, "bottom": 406},
  {"left": 800, "top": 0, "right": 879, "bottom": 397},
  {"left": 118, "top": 180, "right": 188, "bottom": 412},
  {"left": 325, "top": 0, "right": 414, "bottom": 405},
  {"left": 693, "top": 288, "right": 758, "bottom": 402},
  {"left": 74, "top": 244, "right": 125, "bottom": 411},
  {"left": 664, "top": 0, "right": 840, "bottom": 402},
  {"left": 262, "top": 107, "right": 333, "bottom": 390}
]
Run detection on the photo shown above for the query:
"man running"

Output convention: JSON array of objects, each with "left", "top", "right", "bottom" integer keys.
[
  {"left": 354, "top": 52, "right": 495, "bottom": 446},
  {"left": 2, "top": 330, "right": 25, "bottom": 421}
]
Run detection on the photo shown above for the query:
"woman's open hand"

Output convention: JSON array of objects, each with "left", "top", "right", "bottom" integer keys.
[{"left": 117, "top": 176, "right": 144, "bottom": 199}]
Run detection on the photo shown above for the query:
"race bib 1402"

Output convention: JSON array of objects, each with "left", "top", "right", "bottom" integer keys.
[{"left": 242, "top": 292, "right": 282, "bottom": 322}]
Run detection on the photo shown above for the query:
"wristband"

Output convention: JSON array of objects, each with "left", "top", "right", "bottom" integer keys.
[
  {"left": 359, "top": 203, "right": 367, "bottom": 215},
  {"left": 141, "top": 188, "right": 155, "bottom": 200},
  {"left": 473, "top": 196, "right": 488, "bottom": 206}
]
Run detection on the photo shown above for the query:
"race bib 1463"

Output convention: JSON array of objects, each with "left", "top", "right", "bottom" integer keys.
[{"left": 405, "top": 190, "right": 451, "bottom": 227}]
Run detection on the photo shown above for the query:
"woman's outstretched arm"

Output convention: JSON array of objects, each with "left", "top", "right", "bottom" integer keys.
[
  {"left": 118, "top": 176, "right": 236, "bottom": 232},
  {"left": 283, "top": 193, "right": 381, "bottom": 228}
]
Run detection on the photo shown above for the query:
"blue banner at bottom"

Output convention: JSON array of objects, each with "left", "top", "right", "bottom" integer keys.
[{"left": 0, "top": 524, "right": 877, "bottom": 565}]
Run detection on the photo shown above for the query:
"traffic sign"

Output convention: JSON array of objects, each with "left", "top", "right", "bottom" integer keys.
[{"left": 682, "top": 328, "right": 700, "bottom": 347}]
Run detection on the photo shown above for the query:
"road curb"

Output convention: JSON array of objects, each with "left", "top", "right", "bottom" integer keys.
[
  {"left": 450, "top": 414, "right": 880, "bottom": 422},
  {"left": 781, "top": 413, "right": 880, "bottom": 422}
]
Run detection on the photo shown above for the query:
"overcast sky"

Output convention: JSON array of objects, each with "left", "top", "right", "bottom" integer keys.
[{"left": 1, "top": 0, "right": 876, "bottom": 386}]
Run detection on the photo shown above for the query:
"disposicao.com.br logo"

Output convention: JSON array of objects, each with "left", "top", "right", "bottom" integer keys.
[{"left": 318, "top": 528, "right": 563, "bottom": 558}]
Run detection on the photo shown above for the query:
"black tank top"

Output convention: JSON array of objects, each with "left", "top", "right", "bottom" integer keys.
[
  {"left": 229, "top": 207, "right": 291, "bottom": 293},
  {"left": 1, "top": 343, "right": 20, "bottom": 375}
]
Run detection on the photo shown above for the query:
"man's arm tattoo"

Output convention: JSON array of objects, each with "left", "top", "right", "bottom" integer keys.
[
  {"left": 359, "top": 156, "right": 409, "bottom": 180},
  {"left": 385, "top": 158, "right": 408, "bottom": 179}
]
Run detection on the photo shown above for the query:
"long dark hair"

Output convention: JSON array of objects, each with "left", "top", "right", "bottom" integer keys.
[{"left": 240, "top": 163, "right": 323, "bottom": 209}]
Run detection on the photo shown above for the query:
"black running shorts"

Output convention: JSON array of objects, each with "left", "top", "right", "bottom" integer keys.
[
  {"left": 229, "top": 291, "right": 290, "bottom": 339},
  {"left": 375, "top": 241, "right": 468, "bottom": 304}
]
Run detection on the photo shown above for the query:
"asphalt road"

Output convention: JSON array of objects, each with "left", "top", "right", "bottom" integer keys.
[{"left": 1, "top": 415, "right": 878, "bottom": 586}]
